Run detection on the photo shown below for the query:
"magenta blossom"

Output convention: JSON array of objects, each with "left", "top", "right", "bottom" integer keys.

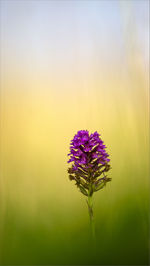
[{"left": 67, "top": 130, "right": 111, "bottom": 196}]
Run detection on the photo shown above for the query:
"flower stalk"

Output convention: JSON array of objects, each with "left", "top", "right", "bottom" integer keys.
[{"left": 87, "top": 194, "right": 95, "bottom": 240}]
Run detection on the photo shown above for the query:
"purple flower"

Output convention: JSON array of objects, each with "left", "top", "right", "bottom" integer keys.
[{"left": 67, "top": 130, "right": 111, "bottom": 196}]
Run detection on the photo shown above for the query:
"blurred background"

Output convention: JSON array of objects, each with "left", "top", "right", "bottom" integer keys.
[{"left": 0, "top": 0, "right": 149, "bottom": 265}]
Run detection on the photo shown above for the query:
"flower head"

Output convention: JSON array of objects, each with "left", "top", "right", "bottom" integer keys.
[{"left": 67, "top": 130, "right": 111, "bottom": 196}]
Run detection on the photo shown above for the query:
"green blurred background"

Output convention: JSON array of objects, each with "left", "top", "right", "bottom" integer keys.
[{"left": 0, "top": 0, "right": 149, "bottom": 265}]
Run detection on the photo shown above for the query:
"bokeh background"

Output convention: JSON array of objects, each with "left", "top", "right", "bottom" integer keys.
[{"left": 0, "top": 0, "right": 149, "bottom": 265}]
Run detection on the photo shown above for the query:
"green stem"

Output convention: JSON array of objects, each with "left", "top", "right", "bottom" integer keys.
[{"left": 87, "top": 194, "right": 96, "bottom": 240}]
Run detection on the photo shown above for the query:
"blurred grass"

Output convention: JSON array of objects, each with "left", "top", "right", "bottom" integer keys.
[{"left": 0, "top": 138, "right": 149, "bottom": 265}]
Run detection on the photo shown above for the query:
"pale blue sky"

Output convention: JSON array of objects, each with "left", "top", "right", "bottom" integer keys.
[{"left": 0, "top": 0, "right": 149, "bottom": 81}]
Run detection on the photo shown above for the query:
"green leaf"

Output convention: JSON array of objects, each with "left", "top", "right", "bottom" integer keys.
[
  {"left": 94, "top": 181, "right": 105, "bottom": 191},
  {"left": 78, "top": 185, "right": 88, "bottom": 196},
  {"left": 80, "top": 179, "right": 89, "bottom": 189}
]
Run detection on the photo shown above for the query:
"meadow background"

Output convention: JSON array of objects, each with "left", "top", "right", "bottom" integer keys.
[{"left": 0, "top": 0, "right": 149, "bottom": 265}]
